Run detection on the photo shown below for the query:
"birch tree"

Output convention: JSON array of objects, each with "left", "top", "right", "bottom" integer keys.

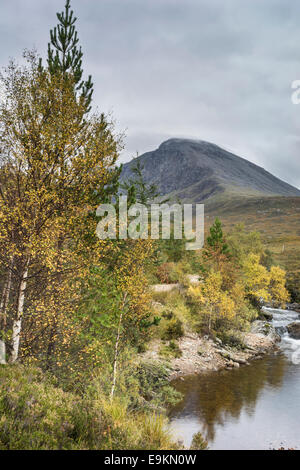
[{"left": 0, "top": 53, "right": 120, "bottom": 363}]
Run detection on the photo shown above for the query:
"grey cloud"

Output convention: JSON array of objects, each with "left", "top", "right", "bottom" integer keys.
[{"left": 0, "top": 0, "right": 300, "bottom": 187}]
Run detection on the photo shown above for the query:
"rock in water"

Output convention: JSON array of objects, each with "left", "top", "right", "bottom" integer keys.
[{"left": 287, "top": 322, "right": 300, "bottom": 339}]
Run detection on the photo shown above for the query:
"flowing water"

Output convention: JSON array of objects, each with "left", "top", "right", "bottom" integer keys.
[{"left": 169, "top": 308, "right": 300, "bottom": 450}]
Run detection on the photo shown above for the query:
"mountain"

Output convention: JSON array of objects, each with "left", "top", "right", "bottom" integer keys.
[
  {"left": 122, "top": 138, "right": 300, "bottom": 277},
  {"left": 121, "top": 138, "right": 300, "bottom": 204}
]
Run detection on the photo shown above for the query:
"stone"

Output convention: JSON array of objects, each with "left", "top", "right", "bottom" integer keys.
[
  {"left": 287, "top": 322, "right": 300, "bottom": 339},
  {"left": 233, "top": 357, "right": 247, "bottom": 365},
  {"left": 288, "top": 303, "right": 300, "bottom": 313},
  {"left": 259, "top": 310, "right": 273, "bottom": 321},
  {"left": 251, "top": 320, "right": 281, "bottom": 342}
]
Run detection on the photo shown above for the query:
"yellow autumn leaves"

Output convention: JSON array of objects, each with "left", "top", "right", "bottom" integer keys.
[
  {"left": 189, "top": 271, "right": 236, "bottom": 331},
  {"left": 189, "top": 252, "right": 289, "bottom": 333},
  {"left": 0, "top": 51, "right": 121, "bottom": 364}
]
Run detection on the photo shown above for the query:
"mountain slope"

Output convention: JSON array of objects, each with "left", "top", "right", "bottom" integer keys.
[
  {"left": 121, "top": 138, "right": 300, "bottom": 203},
  {"left": 122, "top": 137, "right": 300, "bottom": 278}
]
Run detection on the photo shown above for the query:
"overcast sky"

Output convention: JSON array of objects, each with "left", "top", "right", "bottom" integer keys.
[{"left": 1, "top": 0, "right": 300, "bottom": 187}]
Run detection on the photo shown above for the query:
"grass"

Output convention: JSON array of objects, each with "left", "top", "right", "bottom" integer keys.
[
  {"left": 152, "top": 290, "right": 193, "bottom": 326},
  {"left": 0, "top": 364, "right": 181, "bottom": 450},
  {"left": 159, "top": 340, "right": 182, "bottom": 359}
]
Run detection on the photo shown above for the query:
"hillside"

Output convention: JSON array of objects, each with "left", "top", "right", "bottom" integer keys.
[
  {"left": 205, "top": 195, "right": 300, "bottom": 283},
  {"left": 122, "top": 138, "right": 300, "bottom": 203},
  {"left": 122, "top": 138, "right": 300, "bottom": 280}
]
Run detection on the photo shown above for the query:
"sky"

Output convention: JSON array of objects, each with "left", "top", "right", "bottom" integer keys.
[{"left": 1, "top": 0, "right": 300, "bottom": 188}]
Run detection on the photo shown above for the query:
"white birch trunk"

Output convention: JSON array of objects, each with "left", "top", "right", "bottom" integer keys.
[
  {"left": 0, "top": 285, "right": 7, "bottom": 364},
  {"left": 0, "top": 259, "right": 13, "bottom": 365},
  {"left": 9, "top": 260, "right": 29, "bottom": 363},
  {"left": 0, "top": 341, "right": 6, "bottom": 365}
]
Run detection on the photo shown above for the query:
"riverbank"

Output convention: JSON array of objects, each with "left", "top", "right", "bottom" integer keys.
[
  {"left": 142, "top": 320, "right": 280, "bottom": 380},
  {"left": 168, "top": 307, "right": 300, "bottom": 450}
]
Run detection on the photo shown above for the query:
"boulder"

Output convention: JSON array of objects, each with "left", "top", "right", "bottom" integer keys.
[
  {"left": 287, "top": 322, "right": 300, "bottom": 339},
  {"left": 288, "top": 303, "right": 300, "bottom": 313},
  {"left": 259, "top": 310, "right": 273, "bottom": 321},
  {"left": 219, "top": 350, "right": 247, "bottom": 365},
  {"left": 251, "top": 320, "right": 281, "bottom": 343}
]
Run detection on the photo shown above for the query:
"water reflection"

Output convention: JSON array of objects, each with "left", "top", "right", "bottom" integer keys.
[{"left": 169, "top": 354, "right": 288, "bottom": 447}]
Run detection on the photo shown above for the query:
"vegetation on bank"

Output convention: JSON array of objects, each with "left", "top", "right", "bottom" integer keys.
[
  {"left": 148, "top": 220, "right": 289, "bottom": 359},
  {"left": 0, "top": 364, "right": 180, "bottom": 450},
  {"left": 0, "top": 1, "right": 291, "bottom": 451},
  {"left": 203, "top": 196, "right": 300, "bottom": 306}
]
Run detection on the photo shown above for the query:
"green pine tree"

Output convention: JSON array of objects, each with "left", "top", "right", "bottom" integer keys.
[
  {"left": 46, "top": 0, "right": 93, "bottom": 111},
  {"left": 120, "top": 159, "right": 160, "bottom": 205},
  {"left": 207, "top": 218, "right": 230, "bottom": 255}
]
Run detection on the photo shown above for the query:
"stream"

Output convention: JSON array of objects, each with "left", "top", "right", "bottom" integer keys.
[{"left": 168, "top": 308, "right": 300, "bottom": 450}]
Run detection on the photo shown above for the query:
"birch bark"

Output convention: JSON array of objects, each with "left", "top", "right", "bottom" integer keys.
[
  {"left": 0, "top": 258, "right": 14, "bottom": 364},
  {"left": 9, "top": 259, "right": 30, "bottom": 363}
]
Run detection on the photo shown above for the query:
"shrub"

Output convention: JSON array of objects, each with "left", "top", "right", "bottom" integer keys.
[
  {"left": 115, "top": 360, "right": 182, "bottom": 410},
  {"left": 190, "top": 432, "right": 208, "bottom": 450},
  {"left": 0, "top": 365, "right": 84, "bottom": 450},
  {"left": 156, "top": 263, "right": 176, "bottom": 284},
  {"left": 161, "top": 318, "right": 184, "bottom": 341},
  {"left": 217, "top": 330, "right": 245, "bottom": 350},
  {"left": 161, "top": 309, "right": 174, "bottom": 320}
]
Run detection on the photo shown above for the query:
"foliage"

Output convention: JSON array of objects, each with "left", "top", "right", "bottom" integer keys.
[
  {"left": 190, "top": 432, "right": 208, "bottom": 450},
  {"left": 117, "top": 359, "right": 182, "bottom": 410},
  {"left": 269, "top": 265, "right": 290, "bottom": 307},
  {"left": 187, "top": 220, "right": 289, "bottom": 335},
  {"left": 260, "top": 248, "right": 275, "bottom": 271},
  {"left": 217, "top": 330, "right": 246, "bottom": 350},
  {"left": 227, "top": 223, "right": 276, "bottom": 270},
  {"left": 286, "top": 273, "right": 300, "bottom": 303},
  {"left": 156, "top": 262, "right": 177, "bottom": 284},
  {"left": 189, "top": 271, "right": 236, "bottom": 333},
  {"left": 204, "top": 217, "right": 230, "bottom": 269},
  {"left": 0, "top": 364, "right": 180, "bottom": 450},
  {"left": 227, "top": 223, "right": 264, "bottom": 264},
  {"left": 242, "top": 254, "right": 272, "bottom": 304},
  {"left": 0, "top": 51, "right": 121, "bottom": 364},
  {"left": 75, "top": 238, "right": 156, "bottom": 398},
  {"left": 0, "top": 0, "right": 293, "bottom": 452},
  {"left": 161, "top": 318, "right": 184, "bottom": 341},
  {"left": 151, "top": 290, "right": 192, "bottom": 344},
  {"left": 120, "top": 159, "right": 160, "bottom": 205},
  {"left": 157, "top": 236, "right": 188, "bottom": 263},
  {"left": 45, "top": 0, "right": 93, "bottom": 111}
]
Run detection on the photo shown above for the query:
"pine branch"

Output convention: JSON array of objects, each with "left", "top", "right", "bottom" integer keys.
[{"left": 45, "top": 0, "right": 94, "bottom": 112}]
